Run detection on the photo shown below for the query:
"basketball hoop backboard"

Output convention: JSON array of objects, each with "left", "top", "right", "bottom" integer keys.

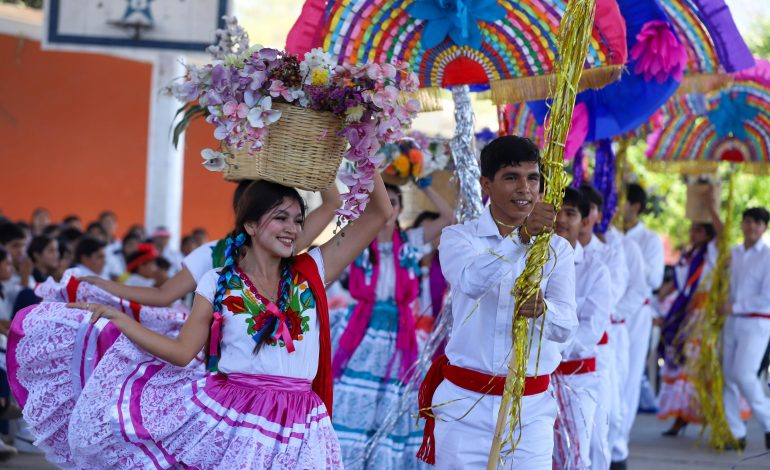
[{"left": 44, "top": 0, "right": 229, "bottom": 54}]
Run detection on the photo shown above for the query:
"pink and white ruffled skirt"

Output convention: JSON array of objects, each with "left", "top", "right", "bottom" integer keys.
[
  {"left": 6, "top": 270, "right": 190, "bottom": 468},
  {"left": 67, "top": 335, "right": 342, "bottom": 469}
]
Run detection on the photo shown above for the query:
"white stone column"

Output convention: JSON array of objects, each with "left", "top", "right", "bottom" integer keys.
[{"left": 144, "top": 52, "right": 185, "bottom": 249}]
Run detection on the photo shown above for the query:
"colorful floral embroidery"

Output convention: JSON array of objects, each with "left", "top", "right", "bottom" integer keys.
[{"left": 221, "top": 268, "right": 314, "bottom": 349}]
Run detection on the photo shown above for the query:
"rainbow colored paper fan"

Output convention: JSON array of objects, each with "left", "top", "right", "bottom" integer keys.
[
  {"left": 658, "top": 0, "right": 754, "bottom": 93},
  {"left": 646, "top": 59, "right": 770, "bottom": 174},
  {"left": 289, "top": 0, "right": 628, "bottom": 105}
]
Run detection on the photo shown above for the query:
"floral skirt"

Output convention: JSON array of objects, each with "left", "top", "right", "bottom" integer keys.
[
  {"left": 330, "top": 300, "right": 427, "bottom": 470},
  {"left": 67, "top": 334, "right": 342, "bottom": 469},
  {"left": 657, "top": 295, "right": 752, "bottom": 424},
  {"left": 7, "top": 272, "right": 189, "bottom": 468}
]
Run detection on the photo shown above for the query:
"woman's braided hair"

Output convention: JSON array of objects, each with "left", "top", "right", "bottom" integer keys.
[{"left": 212, "top": 180, "right": 307, "bottom": 354}]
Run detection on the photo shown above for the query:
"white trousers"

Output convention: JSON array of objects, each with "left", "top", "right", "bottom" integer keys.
[
  {"left": 608, "top": 322, "right": 629, "bottom": 462},
  {"left": 591, "top": 343, "right": 613, "bottom": 469},
  {"left": 560, "top": 371, "right": 600, "bottom": 469},
  {"left": 722, "top": 315, "right": 770, "bottom": 437},
  {"left": 613, "top": 304, "right": 653, "bottom": 461},
  {"left": 433, "top": 380, "right": 557, "bottom": 470}
]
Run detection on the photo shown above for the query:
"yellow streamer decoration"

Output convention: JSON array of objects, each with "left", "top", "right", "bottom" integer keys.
[
  {"left": 687, "top": 166, "right": 739, "bottom": 451},
  {"left": 486, "top": 0, "right": 598, "bottom": 467}
]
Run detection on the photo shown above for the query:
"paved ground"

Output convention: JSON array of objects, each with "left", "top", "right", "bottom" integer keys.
[{"left": 3, "top": 413, "right": 768, "bottom": 469}]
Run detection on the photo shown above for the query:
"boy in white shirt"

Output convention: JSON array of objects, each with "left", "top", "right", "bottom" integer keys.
[
  {"left": 418, "top": 135, "right": 577, "bottom": 469},
  {"left": 720, "top": 207, "right": 770, "bottom": 450}
]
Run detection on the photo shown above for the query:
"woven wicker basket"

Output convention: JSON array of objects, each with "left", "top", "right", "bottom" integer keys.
[{"left": 223, "top": 103, "right": 347, "bottom": 191}]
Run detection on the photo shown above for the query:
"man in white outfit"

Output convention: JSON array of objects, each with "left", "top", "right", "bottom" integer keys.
[
  {"left": 611, "top": 183, "right": 664, "bottom": 469},
  {"left": 578, "top": 185, "right": 628, "bottom": 470},
  {"left": 720, "top": 207, "right": 770, "bottom": 451},
  {"left": 553, "top": 187, "right": 611, "bottom": 469},
  {"left": 418, "top": 136, "right": 578, "bottom": 469}
]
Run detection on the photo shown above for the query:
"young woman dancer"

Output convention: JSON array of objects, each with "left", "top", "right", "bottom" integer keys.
[
  {"left": 10, "top": 176, "right": 391, "bottom": 469},
  {"left": 331, "top": 181, "right": 452, "bottom": 468}
]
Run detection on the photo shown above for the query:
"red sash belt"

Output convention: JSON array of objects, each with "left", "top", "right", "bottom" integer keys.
[
  {"left": 738, "top": 313, "right": 770, "bottom": 320},
  {"left": 610, "top": 318, "right": 625, "bottom": 324},
  {"left": 555, "top": 357, "right": 596, "bottom": 375},
  {"left": 597, "top": 332, "right": 609, "bottom": 345},
  {"left": 417, "top": 354, "right": 550, "bottom": 464}
]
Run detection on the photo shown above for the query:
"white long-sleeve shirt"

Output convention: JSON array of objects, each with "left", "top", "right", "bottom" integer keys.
[
  {"left": 607, "top": 228, "right": 648, "bottom": 321},
  {"left": 583, "top": 231, "right": 628, "bottom": 310},
  {"left": 625, "top": 221, "right": 665, "bottom": 296},
  {"left": 439, "top": 206, "right": 578, "bottom": 377},
  {"left": 563, "top": 243, "right": 611, "bottom": 361},
  {"left": 729, "top": 241, "right": 770, "bottom": 315}
]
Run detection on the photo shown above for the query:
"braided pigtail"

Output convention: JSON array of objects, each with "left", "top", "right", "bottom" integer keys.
[
  {"left": 253, "top": 258, "right": 294, "bottom": 353},
  {"left": 208, "top": 231, "right": 247, "bottom": 371}
]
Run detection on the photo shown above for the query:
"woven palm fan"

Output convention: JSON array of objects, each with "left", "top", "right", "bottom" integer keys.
[
  {"left": 646, "top": 59, "right": 770, "bottom": 174},
  {"left": 658, "top": 0, "right": 754, "bottom": 94},
  {"left": 287, "top": 0, "right": 628, "bottom": 106}
]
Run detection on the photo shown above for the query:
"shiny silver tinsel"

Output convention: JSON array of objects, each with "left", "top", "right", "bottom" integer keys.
[
  {"left": 356, "top": 86, "right": 484, "bottom": 465},
  {"left": 450, "top": 85, "right": 483, "bottom": 222}
]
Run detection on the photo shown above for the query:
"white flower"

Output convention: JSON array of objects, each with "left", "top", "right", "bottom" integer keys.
[
  {"left": 300, "top": 48, "right": 333, "bottom": 83},
  {"left": 247, "top": 96, "right": 282, "bottom": 128},
  {"left": 201, "top": 148, "right": 226, "bottom": 172}
]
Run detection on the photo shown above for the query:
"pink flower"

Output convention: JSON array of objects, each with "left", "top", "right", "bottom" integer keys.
[
  {"left": 269, "top": 80, "right": 295, "bottom": 102},
  {"left": 223, "top": 100, "right": 250, "bottom": 119},
  {"left": 371, "top": 85, "right": 399, "bottom": 109},
  {"left": 630, "top": 20, "right": 687, "bottom": 83},
  {"left": 381, "top": 63, "right": 397, "bottom": 79}
]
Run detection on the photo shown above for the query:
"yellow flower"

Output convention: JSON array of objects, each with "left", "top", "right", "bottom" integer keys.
[
  {"left": 393, "top": 156, "right": 410, "bottom": 177},
  {"left": 311, "top": 68, "right": 330, "bottom": 86}
]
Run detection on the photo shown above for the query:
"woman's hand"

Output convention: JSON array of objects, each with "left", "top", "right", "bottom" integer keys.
[{"left": 67, "top": 302, "right": 122, "bottom": 324}]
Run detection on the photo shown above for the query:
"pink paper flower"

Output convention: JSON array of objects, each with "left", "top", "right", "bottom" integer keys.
[{"left": 630, "top": 20, "right": 688, "bottom": 84}]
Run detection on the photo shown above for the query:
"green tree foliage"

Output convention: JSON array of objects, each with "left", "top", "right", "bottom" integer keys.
[
  {"left": 747, "top": 19, "right": 770, "bottom": 59},
  {"left": 627, "top": 141, "right": 770, "bottom": 251}
]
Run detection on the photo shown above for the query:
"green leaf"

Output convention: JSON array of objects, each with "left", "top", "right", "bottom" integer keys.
[{"left": 171, "top": 105, "right": 206, "bottom": 148}]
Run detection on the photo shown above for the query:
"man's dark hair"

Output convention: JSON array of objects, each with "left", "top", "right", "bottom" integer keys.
[
  {"left": 563, "top": 187, "right": 590, "bottom": 219},
  {"left": 742, "top": 207, "right": 770, "bottom": 225},
  {"left": 0, "top": 246, "right": 7, "bottom": 263},
  {"left": 480, "top": 135, "right": 541, "bottom": 180},
  {"left": 86, "top": 222, "right": 107, "bottom": 237},
  {"left": 627, "top": 183, "right": 648, "bottom": 214},
  {"left": 63, "top": 215, "right": 80, "bottom": 225},
  {"left": 59, "top": 227, "right": 83, "bottom": 244},
  {"left": 75, "top": 236, "right": 106, "bottom": 262},
  {"left": 42, "top": 224, "right": 60, "bottom": 237},
  {"left": 155, "top": 256, "right": 171, "bottom": 271},
  {"left": 0, "top": 222, "right": 25, "bottom": 245},
  {"left": 27, "top": 235, "right": 55, "bottom": 262},
  {"left": 579, "top": 184, "right": 604, "bottom": 211}
]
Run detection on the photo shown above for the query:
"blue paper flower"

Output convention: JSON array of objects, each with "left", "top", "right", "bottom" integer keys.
[
  {"left": 707, "top": 91, "right": 759, "bottom": 140},
  {"left": 407, "top": 0, "right": 506, "bottom": 50}
]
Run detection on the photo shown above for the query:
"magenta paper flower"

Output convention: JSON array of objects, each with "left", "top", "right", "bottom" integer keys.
[{"left": 630, "top": 20, "right": 687, "bottom": 84}]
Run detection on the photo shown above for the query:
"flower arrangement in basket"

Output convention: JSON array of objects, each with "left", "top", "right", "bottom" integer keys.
[
  {"left": 381, "top": 139, "right": 424, "bottom": 185},
  {"left": 380, "top": 131, "right": 453, "bottom": 185},
  {"left": 169, "top": 17, "right": 421, "bottom": 222}
]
